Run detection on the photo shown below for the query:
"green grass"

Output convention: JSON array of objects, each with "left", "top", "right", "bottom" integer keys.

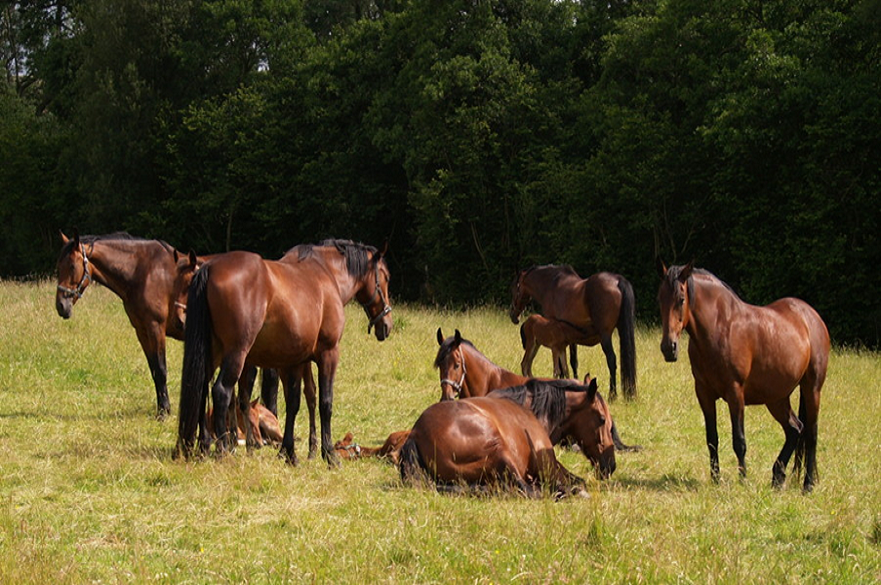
[{"left": 1, "top": 281, "right": 878, "bottom": 583}]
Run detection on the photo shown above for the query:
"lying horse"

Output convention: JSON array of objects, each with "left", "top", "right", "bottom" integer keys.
[
  {"left": 519, "top": 314, "right": 596, "bottom": 378},
  {"left": 333, "top": 430, "right": 411, "bottom": 464},
  {"left": 399, "top": 377, "right": 615, "bottom": 497},
  {"left": 435, "top": 328, "right": 639, "bottom": 452},
  {"left": 206, "top": 400, "right": 283, "bottom": 446}
]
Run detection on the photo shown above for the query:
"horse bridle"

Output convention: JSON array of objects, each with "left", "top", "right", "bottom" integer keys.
[
  {"left": 361, "top": 258, "right": 392, "bottom": 334},
  {"left": 440, "top": 349, "right": 467, "bottom": 398},
  {"left": 57, "top": 243, "right": 93, "bottom": 300}
]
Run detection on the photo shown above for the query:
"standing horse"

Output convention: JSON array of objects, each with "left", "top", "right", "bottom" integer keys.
[
  {"left": 509, "top": 265, "right": 637, "bottom": 400},
  {"left": 656, "top": 260, "right": 830, "bottom": 491},
  {"left": 399, "top": 377, "right": 615, "bottom": 496},
  {"left": 435, "top": 328, "right": 638, "bottom": 452},
  {"left": 519, "top": 314, "right": 595, "bottom": 378},
  {"left": 55, "top": 231, "right": 195, "bottom": 418},
  {"left": 176, "top": 240, "right": 393, "bottom": 465}
]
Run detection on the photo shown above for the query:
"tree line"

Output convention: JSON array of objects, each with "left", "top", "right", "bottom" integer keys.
[{"left": 1, "top": 0, "right": 878, "bottom": 347}]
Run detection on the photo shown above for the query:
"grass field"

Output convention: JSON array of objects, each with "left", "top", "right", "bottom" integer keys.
[{"left": 0, "top": 281, "right": 878, "bottom": 583}]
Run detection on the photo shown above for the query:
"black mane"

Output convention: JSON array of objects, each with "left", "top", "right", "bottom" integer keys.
[
  {"left": 58, "top": 232, "right": 173, "bottom": 261},
  {"left": 490, "top": 379, "right": 588, "bottom": 430},
  {"left": 288, "top": 239, "right": 378, "bottom": 278}
]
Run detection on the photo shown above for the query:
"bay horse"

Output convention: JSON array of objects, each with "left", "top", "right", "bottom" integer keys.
[
  {"left": 435, "top": 328, "right": 639, "bottom": 452},
  {"left": 509, "top": 265, "right": 637, "bottom": 400},
  {"left": 519, "top": 314, "right": 596, "bottom": 378},
  {"left": 55, "top": 230, "right": 195, "bottom": 418},
  {"left": 333, "top": 430, "right": 411, "bottom": 463},
  {"left": 206, "top": 399, "right": 283, "bottom": 446},
  {"left": 399, "top": 377, "right": 615, "bottom": 497},
  {"left": 176, "top": 239, "right": 393, "bottom": 465},
  {"left": 656, "top": 260, "right": 830, "bottom": 492}
]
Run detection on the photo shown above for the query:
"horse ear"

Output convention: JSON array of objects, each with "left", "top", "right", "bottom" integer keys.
[
  {"left": 454, "top": 329, "right": 462, "bottom": 345},
  {"left": 378, "top": 241, "right": 389, "bottom": 259},
  {"left": 436, "top": 328, "right": 444, "bottom": 345},
  {"left": 60, "top": 230, "right": 70, "bottom": 245},
  {"left": 72, "top": 228, "right": 80, "bottom": 246},
  {"left": 188, "top": 250, "right": 198, "bottom": 267},
  {"left": 586, "top": 376, "right": 598, "bottom": 399},
  {"left": 680, "top": 260, "right": 695, "bottom": 282},
  {"left": 174, "top": 249, "right": 180, "bottom": 263},
  {"left": 655, "top": 257, "right": 667, "bottom": 278}
]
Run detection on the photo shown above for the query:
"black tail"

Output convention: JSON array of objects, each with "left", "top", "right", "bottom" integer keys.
[
  {"left": 519, "top": 323, "right": 526, "bottom": 349},
  {"left": 176, "top": 266, "right": 213, "bottom": 458},
  {"left": 399, "top": 435, "right": 429, "bottom": 486},
  {"left": 617, "top": 277, "right": 637, "bottom": 399}
]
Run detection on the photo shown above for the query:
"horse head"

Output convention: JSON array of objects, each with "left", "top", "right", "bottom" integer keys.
[
  {"left": 656, "top": 259, "right": 695, "bottom": 362},
  {"left": 435, "top": 328, "right": 467, "bottom": 401},
  {"left": 509, "top": 269, "right": 532, "bottom": 324},
  {"left": 168, "top": 250, "right": 201, "bottom": 339},
  {"left": 355, "top": 245, "right": 393, "bottom": 341},
  {"left": 553, "top": 377, "right": 616, "bottom": 479},
  {"left": 55, "top": 229, "right": 92, "bottom": 319}
]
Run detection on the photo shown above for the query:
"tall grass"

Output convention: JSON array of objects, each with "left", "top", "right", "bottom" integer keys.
[{"left": 0, "top": 281, "right": 878, "bottom": 583}]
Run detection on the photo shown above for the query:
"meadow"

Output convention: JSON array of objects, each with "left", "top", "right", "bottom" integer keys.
[{"left": 0, "top": 281, "right": 878, "bottom": 584}]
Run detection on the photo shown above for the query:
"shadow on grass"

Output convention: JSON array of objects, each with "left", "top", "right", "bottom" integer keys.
[{"left": 612, "top": 474, "right": 702, "bottom": 492}]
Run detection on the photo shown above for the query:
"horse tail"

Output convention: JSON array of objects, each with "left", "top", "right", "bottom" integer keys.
[
  {"left": 617, "top": 276, "right": 637, "bottom": 399},
  {"left": 399, "top": 434, "right": 429, "bottom": 487},
  {"left": 793, "top": 387, "right": 808, "bottom": 481},
  {"left": 519, "top": 323, "right": 527, "bottom": 349},
  {"left": 177, "top": 266, "right": 213, "bottom": 457}
]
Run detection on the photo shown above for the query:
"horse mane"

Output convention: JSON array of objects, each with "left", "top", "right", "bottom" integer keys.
[
  {"left": 288, "top": 239, "right": 379, "bottom": 278},
  {"left": 58, "top": 232, "right": 173, "bottom": 260},
  {"left": 433, "top": 336, "right": 476, "bottom": 369},
  {"left": 491, "top": 379, "right": 585, "bottom": 430},
  {"left": 523, "top": 264, "right": 580, "bottom": 282},
  {"left": 665, "top": 264, "right": 741, "bottom": 307}
]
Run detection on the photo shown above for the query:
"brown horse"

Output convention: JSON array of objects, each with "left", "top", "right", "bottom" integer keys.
[
  {"left": 176, "top": 240, "right": 393, "bottom": 465},
  {"left": 509, "top": 265, "right": 637, "bottom": 400},
  {"left": 656, "top": 261, "right": 830, "bottom": 492},
  {"left": 519, "top": 314, "right": 596, "bottom": 378},
  {"left": 333, "top": 430, "right": 411, "bottom": 463},
  {"left": 55, "top": 231, "right": 198, "bottom": 418},
  {"left": 399, "top": 377, "right": 615, "bottom": 496},
  {"left": 435, "top": 328, "right": 638, "bottom": 452},
  {"left": 206, "top": 400, "right": 283, "bottom": 446}
]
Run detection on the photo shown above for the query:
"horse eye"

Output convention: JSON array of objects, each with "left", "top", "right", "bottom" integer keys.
[
  {"left": 599, "top": 416, "right": 606, "bottom": 426},
  {"left": 678, "top": 297, "right": 685, "bottom": 307}
]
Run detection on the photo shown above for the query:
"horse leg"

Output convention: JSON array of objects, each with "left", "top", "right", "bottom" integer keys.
[
  {"left": 600, "top": 336, "right": 617, "bottom": 400},
  {"left": 798, "top": 378, "right": 823, "bottom": 492},
  {"left": 552, "top": 345, "right": 569, "bottom": 379},
  {"left": 520, "top": 333, "right": 539, "bottom": 377},
  {"left": 279, "top": 366, "right": 302, "bottom": 465},
  {"left": 237, "top": 365, "right": 260, "bottom": 451},
  {"left": 767, "top": 398, "right": 803, "bottom": 488},
  {"left": 135, "top": 325, "right": 171, "bottom": 419},
  {"left": 316, "top": 349, "right": 341, "bottom": 467},
  {"left": 261, "top": 368, "right": 280, "bottom": 418},
  {"left": 696, "top": 386, "right": 720, "bottom": 482},
  {"left": 569, "top": 344, "right": 578, "bottom": 380},
  {"left": 726, "top": 391, "right": 747, "bottom": 479},
  {"left": 212, "top": 353, "right": 245, "bottom": 455},
  {"left": 302, "top": 363, "right": 319, "bottom": 459}
]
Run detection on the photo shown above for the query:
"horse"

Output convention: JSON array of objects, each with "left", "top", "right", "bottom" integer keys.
[
  {"left": 176, "top": 239, "right": 393, "bottom": 466},
  {"left": 55, "top": 230, "right": 196, "bottom": 418},
  {"left": 435, "top": 328, "right": 639, "bottom": 452},
  {"left": 333, "top": 430, "right": 411, "bottom": 463},
  {"left": 509, "top": 265, "right": 637, "bottom": 400},
  {"left": 206, "top": 399, "right": 283, "bottom": 446},
  {"left": 656, "top": 260, "right": 830, "bottom": 492},
  {"left": 399, "top": 377, "right": 615, "bottom": 497},
  {"left": 519, "top": 314, "right": 596, "bottom": 378}
]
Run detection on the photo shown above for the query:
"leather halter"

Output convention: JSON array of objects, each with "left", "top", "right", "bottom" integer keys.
[
  {"left": 56, "top": 243, "right": 93, "bottom": 300},
  {"left": 440, "top": 349, "right": 467, "bottom": 398},
  {"left": 361, "top": 258, "right": 392, "bottom": 334}
]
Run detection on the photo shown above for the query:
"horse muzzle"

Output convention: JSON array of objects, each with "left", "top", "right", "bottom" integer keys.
[
  {"left": 508, "top": 309, "right": 520, "bottom": 325},
  {"left": 661, "top": 339, "right": 679, "bottom": 362},
  {"left": 55, "top": 296, "right": 73, "bottom": 319}
]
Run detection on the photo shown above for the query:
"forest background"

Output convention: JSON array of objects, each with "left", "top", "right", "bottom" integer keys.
[{"left": 1, "top": 0, "right": 878, "bottom": 347}]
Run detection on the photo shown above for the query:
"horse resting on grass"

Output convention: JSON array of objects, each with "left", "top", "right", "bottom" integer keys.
[
  {"left": 399, "top": 377, "right": 615, "bottom": 498},
  {"left": 206, "top": 400, "right": 283, "bottom": 446},
  {"left": 435, "top": 328, "right": 639, "bottom": 453},
  {"left": 657, "top": 260, "right": 829, "bottom": 492},
  {"left": 332, "top": 430, "right": 411, "bottom": 464}
]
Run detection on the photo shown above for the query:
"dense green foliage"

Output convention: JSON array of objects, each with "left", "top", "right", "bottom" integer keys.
[{"left": 2, "top": 0, "right": 879, "bottom": 346}]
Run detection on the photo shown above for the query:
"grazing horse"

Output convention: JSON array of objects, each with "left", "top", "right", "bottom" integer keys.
[
  {"left": 176, "top": 240, "right": 393, "bottom": 465},
  {"left": 434, "top": 328, "right": 639, "bottom": 452},
  {"left": 55, "top": 231, "right": 195, "bottom": 418},
  {"left": 519, "top": 314, "right": 595, "bottom": 378},
  {"left": 656, "top": 260, "right": 830, "bottom": 491},
  {"left": 399, "top": 377, "right": 615, "bottom": 496},
  {"left": 509, "top": 265, "right": 637, "bottom": 399}
]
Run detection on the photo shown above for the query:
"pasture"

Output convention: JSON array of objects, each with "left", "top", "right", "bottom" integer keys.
[{"left": 0, "top": 281, "right": 878, "bottom": 583}]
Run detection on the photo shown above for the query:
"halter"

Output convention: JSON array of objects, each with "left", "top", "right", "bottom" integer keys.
[
  {"left": 56, "top": 243, "right": 93, "bottom": 300},
  {"left": 440, "top": 349, "right": 467, "bottom": 398},
  {"left": 361, "top": 258, "right": 392, "bottom": 334}
]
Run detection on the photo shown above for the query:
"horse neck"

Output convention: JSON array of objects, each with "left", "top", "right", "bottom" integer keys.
[
  {"left": 524, "top": 268, "right": 578, "bottom": 312},
  {"left": 87, "top": 241, "right": 149, "bottom": 299},
  {"left": 686, "top": 275, "right": 738, "bottom": 343},
  {"left": 301, "top": 248, "right": 364, "bottom": 304},
  {"left": 462, "top": 346, "right": 526, "bottom": 397}
]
